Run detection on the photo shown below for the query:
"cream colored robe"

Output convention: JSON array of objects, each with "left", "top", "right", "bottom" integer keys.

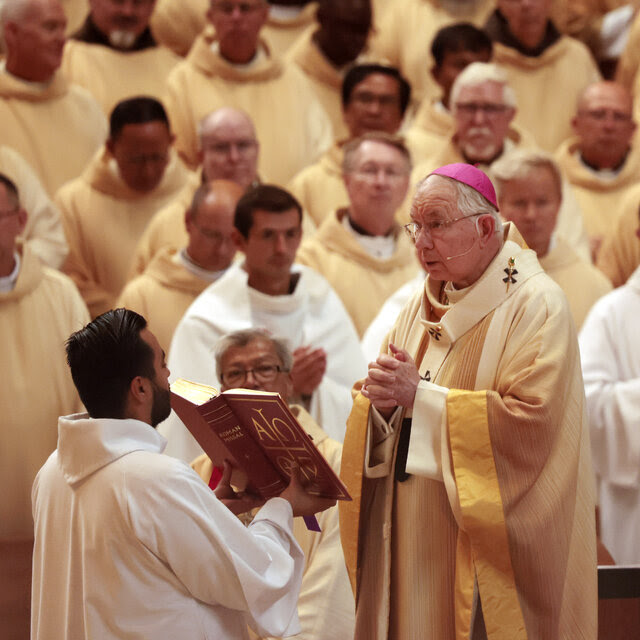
[
  {"left": 0, "top": 70, "right": 107, "bottom": 197},
  {"left": 117, "top": 247, "right": 212, "bottom": 351},
  {"left": 540, "top": 237, "right": 612, "bottom": 330},
  {"left": 62, "top": 0, "right": 88, "bottom": 36},
  {"left": 404, "top": 100, "right": 454, "bottom": 165},
  {"left": 296, "top": 209, "right": 420, "bottom": 337},
  {"left": 370, "top": 0, "right": 495, "bottom": 103},
  {"left": 0, "top": 145, "right": 68, "bottom": 269},
  {"left": 130, "top": 172, "right": 200, "bottom": 277},
  {"left": 150, "top": 0, "right": 318, "bottom": 58},
  {"left": 164, "top": 28, "right": 332, "bottom": 185},
  {"left": 56, "top": 146, "right": 191, "bottom": 318},
  {"left": 192, "top": 406, "right": 355, "bottom": 640},
  {"left": 411, "top": 130, "right": 593, "bottom": 263},
  {"left": 492, "top": 37, "right": 600, "bottom": 153},
  {"left": 555, "top": 137, "right": 640, "bottom": 250},
  {"left": 595, "top": 182, "right": 640, "bottom": 286},
  {"left": 339, "top": 224, "right": 597, "bottom": 639},
  {"left": 1, "top": 244, "right": 89, "bottom": 541},
  {"left": 286, "top": 27, "right": 349, "bottom": 140},
  {"left": 61, "top": 40, "right": 180, "bottom": 116}
]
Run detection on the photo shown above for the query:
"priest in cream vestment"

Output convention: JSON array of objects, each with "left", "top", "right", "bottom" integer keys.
[
  {"left": 0, "top": 0, "right": 107, "bottom": 196},
  {"left": 492, "top": 149, "right": 612, "bottom": 330},
  {"left": 339, "top": 164, "right": 597, "bottom": 640},
  {"left": 57, "top": 97, "right": 190, "bottom": 317},
  {"left": 163, "top": 1, "right": 332, "bottom": 186}
]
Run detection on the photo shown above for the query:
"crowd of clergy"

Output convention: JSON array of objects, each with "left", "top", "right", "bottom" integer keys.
[{"left": 2, "top": 0, "right": 640, "bottom": 637}]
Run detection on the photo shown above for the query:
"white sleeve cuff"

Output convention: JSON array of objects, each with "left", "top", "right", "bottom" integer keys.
[{"left": 405, "top": 381, "right": 448, "bottom": 480}]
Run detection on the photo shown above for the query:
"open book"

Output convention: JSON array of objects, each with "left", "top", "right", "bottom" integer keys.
[{"left": 171, "top": 378, "right": 351, "bottom": 502}]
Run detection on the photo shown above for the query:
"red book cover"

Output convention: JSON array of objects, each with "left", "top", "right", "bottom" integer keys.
[{"left": 170, "top": 379, "right": 351, "bottom": 501}]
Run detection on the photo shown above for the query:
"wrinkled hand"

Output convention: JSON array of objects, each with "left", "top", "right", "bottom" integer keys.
[
  {"left": 290, "top": 346, "right": 327, "bottom": 396},
  {"left": 279, "top": 463, "right": 336, "bottom": 518},
  {"left": 214, "top": 461, "right": 265, "bottom": 515},
  {"left": 361, "top": 343, "right": 420, "bottom": 418}
]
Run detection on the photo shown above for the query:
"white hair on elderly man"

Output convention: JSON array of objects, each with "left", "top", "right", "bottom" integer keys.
[{"left": 450, "top": 61, "right": 517, "bottom": 111}]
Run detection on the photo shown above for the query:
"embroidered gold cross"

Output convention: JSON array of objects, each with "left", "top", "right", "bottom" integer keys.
[
  {"left": 502, "top": 256, "right": 518, "bottom": 292},
  {"left": 428, "top": 326, "right": 442, "bottom": 341}
]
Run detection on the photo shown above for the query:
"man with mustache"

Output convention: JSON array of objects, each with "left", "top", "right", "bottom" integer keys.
[
  {"left": 61, "top": 0, "right": 180, "bottom": 115},
  {"left": 412, "top": 61, "right": 591, "bottom": 262}
]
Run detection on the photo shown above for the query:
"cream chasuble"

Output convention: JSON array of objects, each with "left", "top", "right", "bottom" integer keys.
[{"left": 340, "top": 223, "right": 597, "bottom": 640}]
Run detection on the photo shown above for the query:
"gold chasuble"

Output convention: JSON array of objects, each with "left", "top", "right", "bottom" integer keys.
[{"left": 340, "top": 223, "right": 597, "bottom": 639}]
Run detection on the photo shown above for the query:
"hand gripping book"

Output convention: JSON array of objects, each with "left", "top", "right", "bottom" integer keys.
[{"left": 170, "top": 378, "right": 352, "bottom": 502}]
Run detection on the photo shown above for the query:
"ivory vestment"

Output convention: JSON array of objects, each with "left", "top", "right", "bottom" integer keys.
[
  {"left": 0, "top": 145, "right": 68, "bottom": 269},
  {"left": 150, "top": 0, "right": 318, "bottom": 58},
  {"left": 57, "top": 146, "right": 190, "bottom": 318},
  {"left": 130, "top": 171, "right": 200, "bottom": 277},
  {"left": 31, "top": 414, "right": 304, "bottom": 640},
  {"left": 164, "top": 27, "right": 332, "bottom": 185},
  {"left": 411, "top": 131, "right": 593, "bottom": 262},
  {"left": 0, "top": 70, "right": 107, "bottom": 196},
  {"left": 370, "top": 0, "right": 495, "bottom": 103},
  {"left": 1, "top": 245, "right": 88, "bottom": 541},
  {"left": 116, "top": 247, "right": 214, "bottom": 351},
  {"left": 540, "top": 237, "right": 612, "bottom": 330},
  {"left": 193, "top": 406, "right": 355, "bottom": 640},
  {"left": 579, "top": 265, "right": 640, "bottom": 564},
  {"left": 61, "top": 39, "right": 180, "bottom": 116},
  {"left": 162, "top": 262, "right": 366, "bottom": 458},
  {"left": 286, "top": 28, "right": 350, "bottom": 140},
  {"left": 555, "top": 137, "right": 640, "bottom": 250},
  {"left": 295, "top": 209, "right": 420, "bottom": 337},
  {"left": 339, "top": 223, "right": 597, "bottom": 639},
  {"left": 595, "top": 183, "right": 640, "bottom": 286},
  {"left": 489, "top": 20, "right": 600, "bottom": 152}
]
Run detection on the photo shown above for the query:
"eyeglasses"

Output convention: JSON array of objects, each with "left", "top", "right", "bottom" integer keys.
[
  {"left": 404, "top": 213, "right": 482, "bottom": 242},
  {"left": 202, "top": 140, "right": 257, "bottom": 156},
  {"left": 578, "top": 109, "right": 633, "bottom": 124},
  {"left": 191, "top": 222, "right": 233, "bottom": 244},
  {"left": 210, "top": 1, "right": 265, "bottom": 15},
  {"left": 220, "top": 364, "right": 284, "bottom": 386},
  {"left": 353, "top": 165, "right": 409, "bottom": 181},
  {"left": 455, "top": 102, "right": 510, "bottom": 118},
  {"left": 351, "top": 91, "right": 400, "bottom": 109}
]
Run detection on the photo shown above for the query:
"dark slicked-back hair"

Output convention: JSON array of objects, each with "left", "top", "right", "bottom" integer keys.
[
  {"left": 431, "top": 22, "right": 492, "bottom": 68},
  {"left": 109, "top": 96, "right": 171, "bottom": 141},
  {"left": 234, "top": 184, "right": 302, "bottom": 238},
  {"left": 0, "top": 172, "right": 20, "bottom": 208},
  {"left": 341, "top": 63, "right": 411, "bottom": 115},
  {"left": 66, "top": 308, "right": 155, "bottom": 419}
]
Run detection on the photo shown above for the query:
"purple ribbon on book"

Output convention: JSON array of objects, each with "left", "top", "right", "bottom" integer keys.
[{"left": 303, "top": 515, "right": 321, "bottom": 532}]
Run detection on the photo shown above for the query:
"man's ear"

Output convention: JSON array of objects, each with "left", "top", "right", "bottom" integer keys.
[
  {"left": 129, "top": 375, "right": 149, "bottom": 405},
  {"left": 232, "top": 228, "right": 247, "bottom": 252},
  {"left": 477, "top": 214, "right": 497, "bottom": 246},
  {"left": 16, "top": 207, "right": 28, "bottom": 235},
  {"left": 106, "top": 137, "right": 115, "bottom": 156},
  {"left": 505, "top": 107, "right": 516, "bottom": 126}
]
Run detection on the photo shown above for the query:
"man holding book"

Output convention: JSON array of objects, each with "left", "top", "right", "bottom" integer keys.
[
  {"left": 31, "top": 308, "right": 335, "bottom": 640},
  {"left": 191, "top": 328, "right": 355, "bottom": 640}
]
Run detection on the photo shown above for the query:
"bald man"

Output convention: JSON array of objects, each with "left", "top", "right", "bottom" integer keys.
[
  {"left": 0, "top": 0, "right": 107, "bottom": 195},
  {"left": 118, "top": 180, "right": 243, "bottom": 348},
  {"left": 131, "top": 107, "right": 262, "bottom": 276},
  {"left": 555, "top": 81, "right": 640, "bottom": 260}
]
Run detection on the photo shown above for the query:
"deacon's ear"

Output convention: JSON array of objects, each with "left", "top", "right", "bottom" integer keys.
[
  {"left": 232, "top": 228, "right": 247, "bottom": 252},
  {"left": 129, "top": 375, "right": 149, "bottom": 404}
]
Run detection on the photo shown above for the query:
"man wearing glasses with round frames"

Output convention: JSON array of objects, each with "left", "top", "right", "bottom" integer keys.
[
  {"left": 164, "top": 0, "right": 333, "bottom": 186},
  {"left": 340, "top": 162, "right": 597, "bottom": 640},
  {"left": 556, "top": 81, "right": 640, "bottom": 262},
  {"left": 191, "top": 328, "right": 355, "bottom": 640}
]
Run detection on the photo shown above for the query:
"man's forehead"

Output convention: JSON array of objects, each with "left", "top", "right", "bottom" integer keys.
[
  {"left": 457, "top": 80, "right": 505, "bottom": 103},
  {"left": 412, "top": 183, "right": 458, "bottom": 219},
  {"left": 580, "top": 86, "right": 632, "bottom": 114},
  {"left": 353, "top": 73, "right": 400, "bottom": 96},
  {"left": 222, "top": 338, "right": 280, "bottom": 364},
  {"left": 353, "top": 140, "right": 406, "bottom": 164}
]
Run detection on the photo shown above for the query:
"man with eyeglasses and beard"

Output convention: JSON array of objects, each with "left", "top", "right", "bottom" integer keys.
[
  {"left": 340, "top": 162, "right": 597, "bottom": 640},
  {"left": 31, "top": 308, "right": 335, "bottom": 640}
]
